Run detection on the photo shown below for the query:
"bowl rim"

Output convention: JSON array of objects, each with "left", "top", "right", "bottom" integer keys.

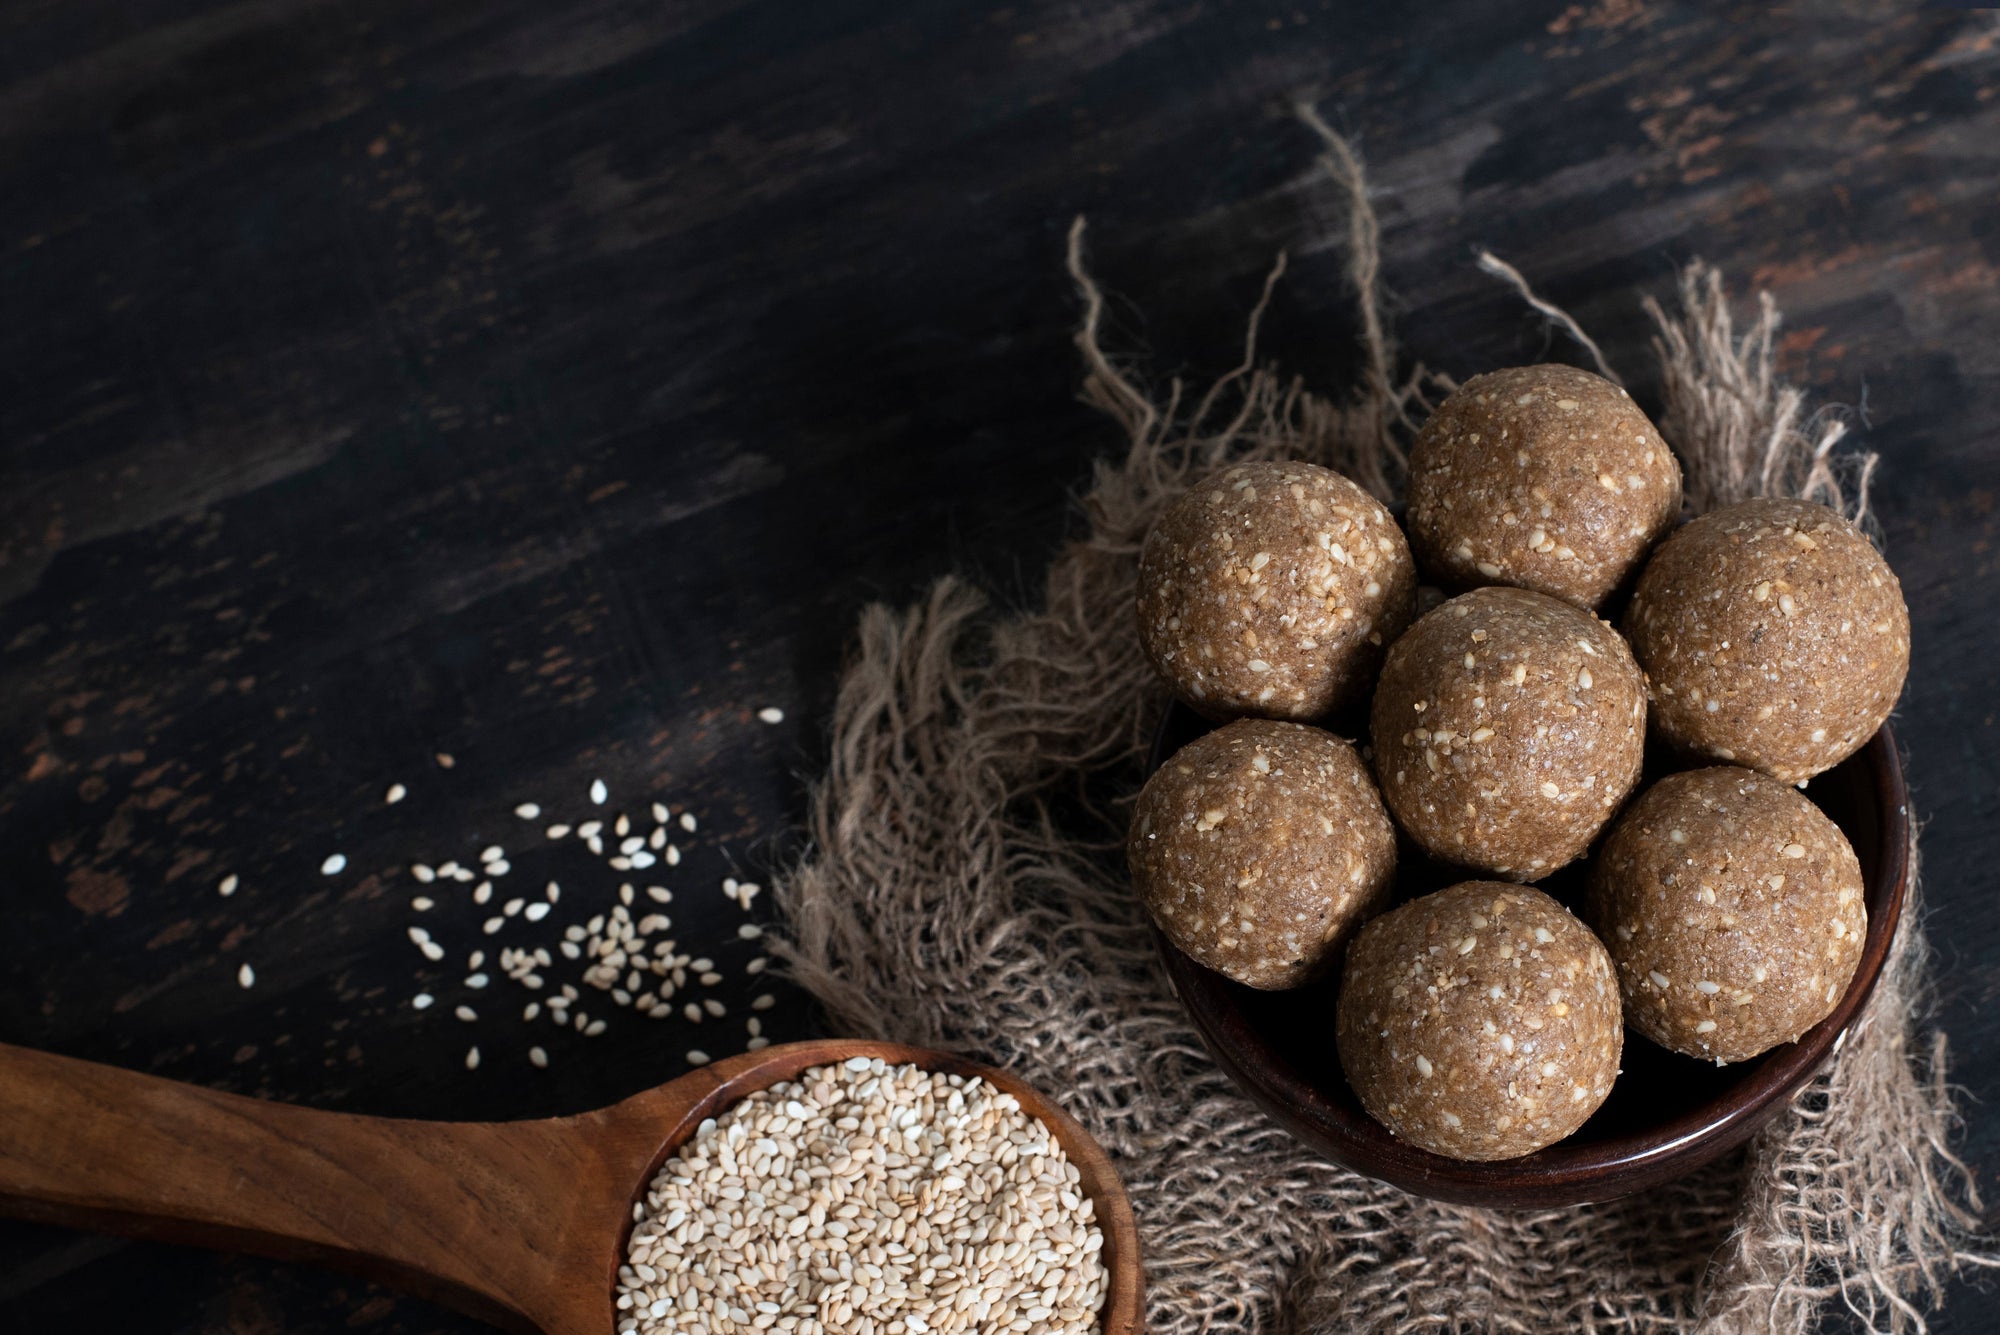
[{"left": 1147, "top": 707, "right": 1909, "bottom": 1208}]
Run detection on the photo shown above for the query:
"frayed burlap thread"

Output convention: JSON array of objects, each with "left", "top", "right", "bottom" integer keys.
[{"left": 771, "top": 120, "right": 1989, "bottom": 1334}]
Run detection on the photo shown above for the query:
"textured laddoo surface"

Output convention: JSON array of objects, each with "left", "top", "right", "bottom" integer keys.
[
  {"left": 1368, "top": 586, "right": 1646, "bottom": 879},
  {"left": 1622, "top": 497, "right": 1909, "bottom": 783},
  {"left": 1584, "top": 766, "right": 1866, "bottom": 1064},
  {"left": 1407, "top": 365, "right": 1682, "bottom": 610},
  {"left": 1136, "top": 460, "right": 1415, "bottom": 721},
  {"left": 1128, "top": 718, "right": 1396, "bottom": 990},
  {"left": 1335, "top": 882, "right": 1622, "bottom": 1161}
]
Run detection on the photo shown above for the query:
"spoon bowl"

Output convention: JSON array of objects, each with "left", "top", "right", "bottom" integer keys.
[{"left": 0, "top": 1038, "right": 1142, "bottom": 1334}]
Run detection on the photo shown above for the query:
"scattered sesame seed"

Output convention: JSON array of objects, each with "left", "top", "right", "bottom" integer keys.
[
  {"left": 590, "top": 779, "right": 609, "bottom": 805},
  {"left": 219, "top": 874, "right": 239, "bottom": 897},
  {"left": 320, "top": 853, "right": 348, "bottom": 875},
  {"left": 746, "top": 1036, "right": 770, "bottom": 1051},
  {"left": 1696, "top": 1020, "right": 1718, "bottom": 1034},
  {"left": 420, "top": 941, "right": 445, "bottom": 961},
  {"left": 465, "top": 1046, "right": 480, "bottom": 1069},
  {"left": 1414, "top": 1055, "right": 1434, "bottom": 1077},
  {"left": 738, "top": 923, "right": 764, "bottom": 940},
  {"left": 529, "top": 1046, "right": 548, "bottom": 1068},
  {"left": 679, "top": 812, "right": 697, "bottom": 832},
  {"left": 413, "top": 993, "right": 434, "bottom": 1010},
  {"left": 386, "top": 783, "right": 407, "bottom": 804},
  {"left": 514, "top": 803, "right": 541, "bottom": 820},
  {"left": 686, "top": 1049, "right": 712, "bottom": 1066},
  {"left": 747, "top": 957, "right": 768, "bottom": 974},
  {"left": 237, "top": 963, "right": 256, "bottom": 989},
  {"left": 455, "top": 1005, "right": 478, "bottom": 1022},
  {"left": 1649, "top": 970, "right": 1671, "bottom": 989},
  {"left": 546, "top": 824, "right": 571, "bottom": 840},
  {"left": 466, "top": 973, "right": 489, "bottom": 989},
  {"left": 1783, "top": 843, "right": 1807, "bottom": 859},
  {"left": 751, "top": 993, "right": 776, "bottom": 1011},
  {"left": 412, "top": 896, "right": 434, "bottom": 911},
  {"left": 757, "top": 707, "right": 785, "bottom": 724},
  {"left": 525, "top": 902, "right": 551, "bottom": 922}
]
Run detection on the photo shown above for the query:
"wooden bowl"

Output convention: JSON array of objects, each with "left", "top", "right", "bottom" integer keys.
[{"left": 1145, "top": 700, "right": 1909, "bottom": 1208}]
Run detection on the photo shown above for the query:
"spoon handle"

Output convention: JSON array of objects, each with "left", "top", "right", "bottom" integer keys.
[{"left": 0, "top": 1041, "right": 596, "bottom": 1335}]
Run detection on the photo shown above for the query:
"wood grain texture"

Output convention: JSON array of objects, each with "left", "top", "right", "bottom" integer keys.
[
  {"left": 1, "top": 0, "right": 1996, "bottom": 1329},
  {"left": 0, "top": 1038, "right": 1142, "bottom": 1335}
]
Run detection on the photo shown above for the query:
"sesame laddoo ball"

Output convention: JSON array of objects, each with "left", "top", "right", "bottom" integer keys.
[
  {"left": 1583, "top": 766, "right": 1866, "bottom": 1065},
  {"left": 1335, "top": 882, "right": 1622, "bottom": 1161},
  {"left": 1136, "top": 460, "right": 1416, "bottom": 722},
  {"left": 1128, "top": 718, "right": 1397, "bottom": 990},
  {"left": 1622, "top": 497, "right": 1909, "bottom": 783},
  {"left": 1407, "top": 365, "right": 1682, "bottom": 610},
  {"left": 1369, "top": 586, "right": 1647, "bottom": 880}
]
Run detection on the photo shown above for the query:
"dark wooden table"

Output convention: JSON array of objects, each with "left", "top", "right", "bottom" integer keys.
[{"left": 3, "top": 2, "right": 1995, "bottom": 1329}]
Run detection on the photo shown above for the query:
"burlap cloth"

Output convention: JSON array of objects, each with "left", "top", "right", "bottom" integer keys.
[{"left": 770, "top": 110, "right": 1994, "bottom": 1333}]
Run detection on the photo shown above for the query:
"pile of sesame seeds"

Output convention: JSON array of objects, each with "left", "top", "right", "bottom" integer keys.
[
  {"left": 216, "top": 724, "right": 790, "bottom": 1073},
  {"left": 617, "top": 1058, "right": 1108, "bottom": 1335}
]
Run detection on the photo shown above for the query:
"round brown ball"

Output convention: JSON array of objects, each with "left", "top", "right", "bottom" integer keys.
[
  {"left": 1407, "top": 365, "right": 1682, "bottom": 610},
  {"left": 1369, "top": 586, "right": 1646, "bottom": 880},
  {"left": 1583, "top": 766, "right": 1866, "bottom": 1064},
  {"left": 1137, "top": 460, "right": 1416, "bottom": 721},
  {"left": 1622, "top": 497, "right": 1909, "bottom": 783},
  {"left": 1336, "top": 882, "right": 1622, "bottom": 1161},
  {"left": 1128, "top": 718, "right": 1397, "bottom": 990}
]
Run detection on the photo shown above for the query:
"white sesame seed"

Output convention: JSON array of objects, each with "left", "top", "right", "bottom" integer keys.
[
  {"left": 320, "top": 853, "right": 347, "bottom": 876},
  {"left": 411, "top": 896, "right": 434, "bottom": 911},
  {"left": 745, "top": 1036, "right": 770, "bottom": 1051},
  {"left": 237, "top": 963, "right": 255, "bottom": 989},
  {"left": 1696, "top": 980, "right": 1720, "bottom": 994},
  {"left": 525, "top": 902, "right": 551, "bottom": 922},
  {"left": 686, "top": 1049, "right": 712, "bottom": 1066},
  {"left": 483, "top": 917, "right": 505, "bottom": 935},
  {"left": 514, "top": 803, "right": 541, "bottom": 820},
  {"left": 412, "top": 993, "right": 434, "bottom": 1010},
  {"left": 646, "top": 885, "right": 672, "bottom": 904},
  {"left": 480, "top": 845, "right": 504, "bottom": 864},
  {"left": 486, "top": 860, "right": 510, "bottom": 876},
  {"left": 219, "top": 874, "right": 239, "bottom": 897},
  {"left": 590, "top": 779, "right": 608, "bottom": 805},
  {"left": 584, "top": 1019, "right": 607, "bottom": 1037},
  {"left": 455, "top": 1005, "right": 478, "bottom": 1022},
  {"left": 436, "top": 753, "right": 455, "bottom": 769},
  {"left": 1649, "top": 970, "right": 1671, "bottom": 989},
  {"left": 1783, "top": 843, "right": 1807, "bottom": 859},
  {"left": 529, "top": 1046, "right": 548, "bottom": 1068},
  {"left": 746, "top": 957, "right": 768, "bottom": 974},
  {"left": 386, "top": 784, "right": 407, "bottom": 804},
  {"left": 420, "top": 941, "right": 445, "bottom": 961},
  {"left": 411, "top": 863, "right": 436, "bottom": 883},
  {"left": 757, "top": 706, "right": 785, "bottom": 724},
  {"left": 465, "top": 1046, "right": 480, "bottom": 1069},
  {"left": 1696, "top": 1020, "right": 1718, "bottom": 1034},
  {"left": 545, "top": 824, "right": 570, "bottom": 840},
  {"left": 751, "top": 993, "right": 776, "bottom": 1011},
  {"left": 473, "top": 881, "right": 493, "bottom": 905},
  {"left": 1415, "top": 1055, "right": 1434, "bottom": 1077},
  {"left": 738, "top": 923, "right": 764, "bottom": 940},
  {"left": 679, "top": 812, "right": 697, "bottom": 832},
  {"left": 466, "top": 973, "right": 489, "bottom": 989}
]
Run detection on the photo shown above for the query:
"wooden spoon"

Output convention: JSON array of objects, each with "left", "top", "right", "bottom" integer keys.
[{"left": 0, "top": 1037, "right": 1142, "bottom": 1335}]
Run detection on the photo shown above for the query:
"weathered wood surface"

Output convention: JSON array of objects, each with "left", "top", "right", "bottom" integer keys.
[{"left": 2, "top": 1, "right": 1995, "bottom": 1329}]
